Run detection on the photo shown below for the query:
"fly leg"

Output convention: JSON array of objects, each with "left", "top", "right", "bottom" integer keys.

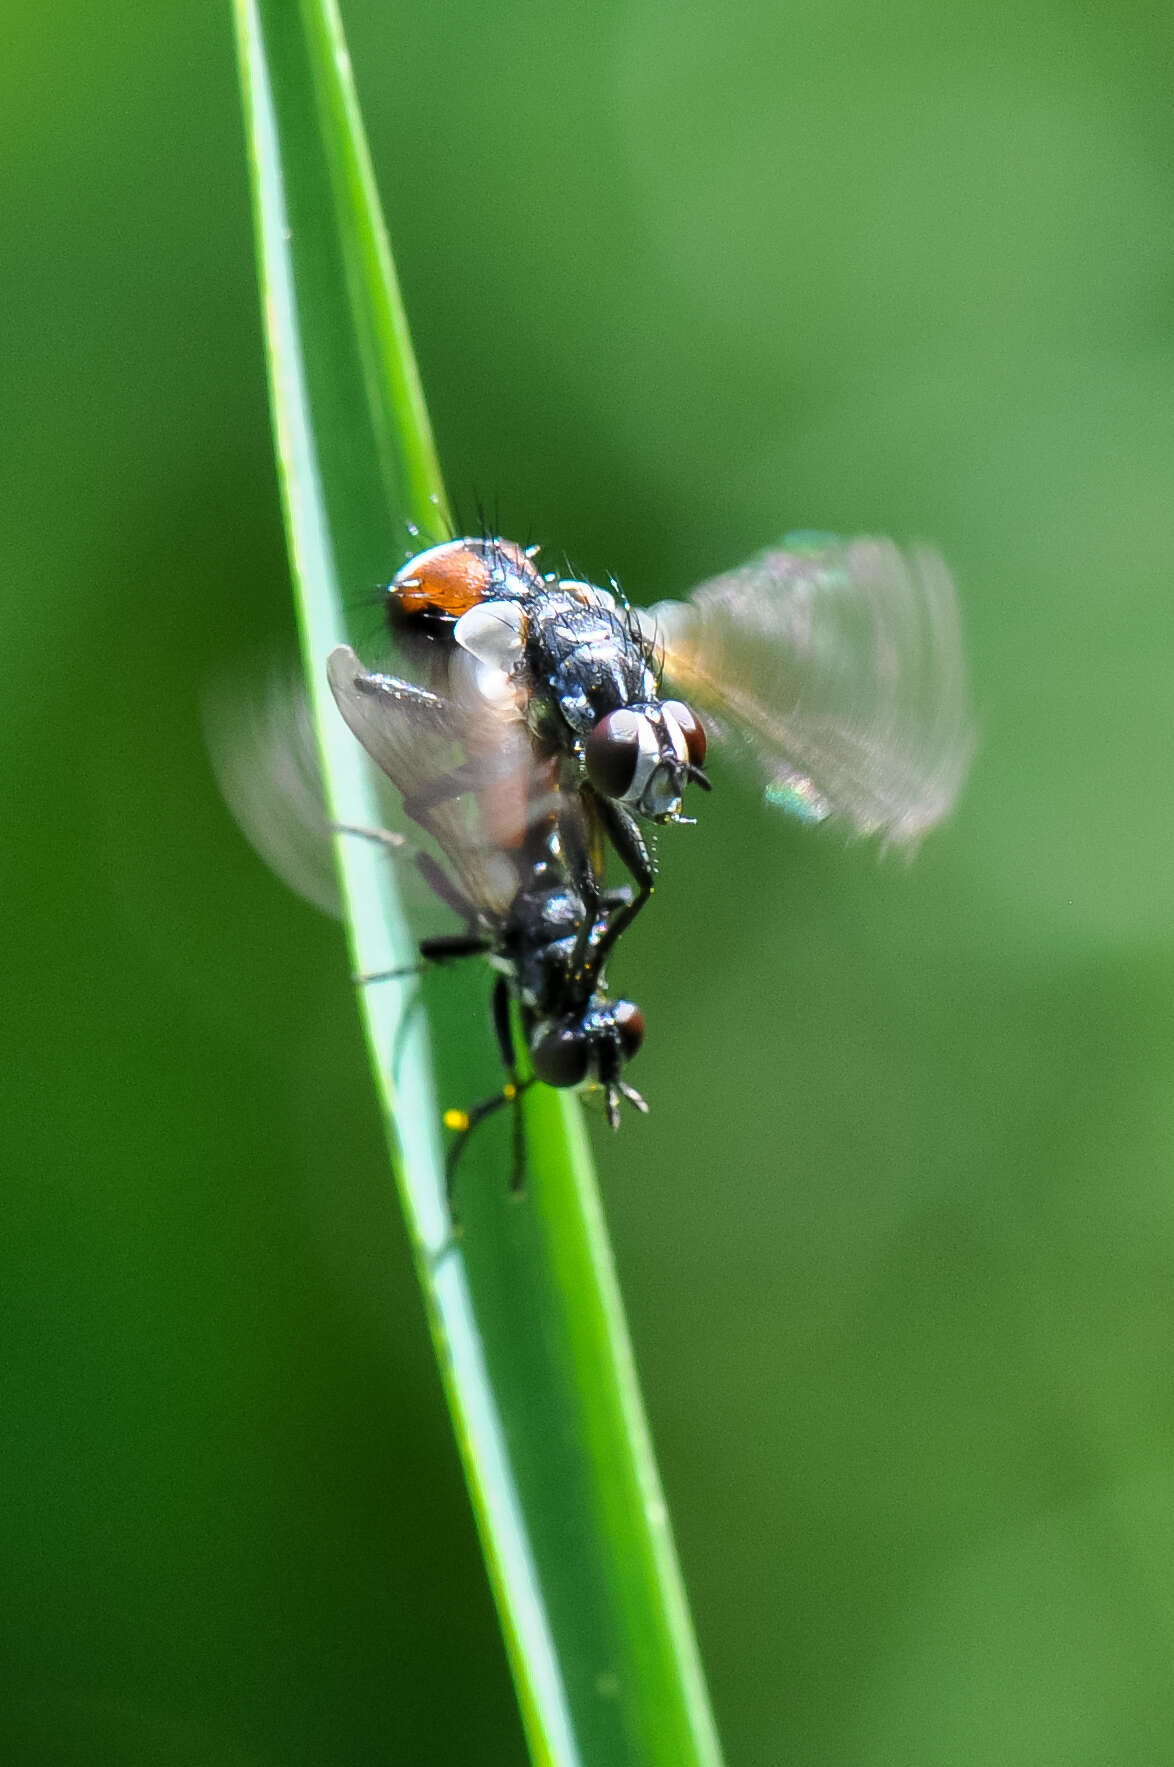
[
  {"left": 418, "top": 933, "right": 494, "bottom": 963},
  {"left": 355, "top": 932, "right": 494, "bottom": 987},
  {"left": 559, "top": 785, "right": 654, "bottom": 988},
  {"left": 444, "top": 1081, "right": 534, "bottom": 1212},
  {"left": 559, "top": 791, "right": 603, "bottom": 986},
  {"left": 599, "top": 885, "right": 634, "bottom": 913},
  {"left": 332, "top": 818, "right": 476, "bottom": 921},
  {"left": 586, "top": 794, "right": 654, "bottom": 978},
  {"left": 445, "top": 976, "right": 534, "bottom": 1210},
  {"left": 332, "top": 824, "right": 485, "bottom": 982},
  {"left": 489, "top": 975, "right": 533, "bottom": 1196}
]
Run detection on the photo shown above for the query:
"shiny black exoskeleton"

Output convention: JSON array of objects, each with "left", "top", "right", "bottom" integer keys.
[
  {"left": 418, "top": 813, "right": 646, "bottom": 1174},
  {"left": 327, "top": 646, "right": 647, "bottom": 1204},
  {"left": 382, "top": 536, "right": 711, "bottom": 981}
]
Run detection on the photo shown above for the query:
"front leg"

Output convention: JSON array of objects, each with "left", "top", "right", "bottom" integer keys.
[
  {"left": 444, "top": 976, "right": 533, "bottom": 1211},
  {"left": 558, "top": 788, "right": 603, "bottom": 983},
  {"left": 589, "top": 793, "right": 654, "bottom": 973}
]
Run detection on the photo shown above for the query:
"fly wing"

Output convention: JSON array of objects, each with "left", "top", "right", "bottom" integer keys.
[
  {"left": 204, "top": 657, "right": 342, "bottom": 918},
  {"left": 327, "top": 645, "right": 524, "bottom": 916},
  {"left": 639, "top": 536, "right": 974, "bottom": 846}
]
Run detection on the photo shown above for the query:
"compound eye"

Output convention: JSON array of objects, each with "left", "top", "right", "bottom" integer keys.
[
  {"left": 662, "top": 699, "right": 707, "bottom": 767},
  {"left": 614, "top": 1001, "right": 645, "bottom": 1062},
  {"left": 532, "top": 1022, "right": 590, "bottom": 1089},
  {"left": 585, "top": 709, "right": 652, "bottom": 802}
]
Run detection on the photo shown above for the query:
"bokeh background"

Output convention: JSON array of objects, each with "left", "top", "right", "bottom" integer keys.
[{"left": 5, "top": 0, "right": 1174, "bottom": 1761}]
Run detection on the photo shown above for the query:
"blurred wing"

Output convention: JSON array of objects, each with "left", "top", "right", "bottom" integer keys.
[
  {"left": 641, "top": 535, "right": 974, "bottom": 845},
  {"left": 327, "top": 645, "right": 524, "bottom": 916},
  {"left": 203, "top": 657, "right": 341, "bottom": 917}
]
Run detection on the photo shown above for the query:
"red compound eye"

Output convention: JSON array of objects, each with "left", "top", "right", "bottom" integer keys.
[
  {"left": 585, "top": 709, "right": 644, "bottom": 800},
  {"left": 663, "top": 699, "right": 706, "bottom": 767},
  {"left": 614, "top": 1001, "right": 645, "bottom": 1062}
]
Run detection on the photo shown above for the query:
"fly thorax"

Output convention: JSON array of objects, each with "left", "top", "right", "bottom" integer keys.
[{"left": 528, "top": 597, "right": 648, "bottom": 735}]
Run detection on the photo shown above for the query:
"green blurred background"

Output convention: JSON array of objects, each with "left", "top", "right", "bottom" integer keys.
[{"left": 5, "top": 0, "right": 1174, "bottom": 1761}]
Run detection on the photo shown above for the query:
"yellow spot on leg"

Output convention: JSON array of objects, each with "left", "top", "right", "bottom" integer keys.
[{"left": 443, "top": 1109, "right": 470, "bottom": 1132}]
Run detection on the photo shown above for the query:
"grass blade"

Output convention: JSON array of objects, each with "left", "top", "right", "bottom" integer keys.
[{"left": 233, "top": 3, "right": 724, "bottom": 1760}]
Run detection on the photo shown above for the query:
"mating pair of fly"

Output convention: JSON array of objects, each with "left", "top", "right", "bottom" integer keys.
[{"left": 326, "top": 526, "right": 972, "bottom": 1203}]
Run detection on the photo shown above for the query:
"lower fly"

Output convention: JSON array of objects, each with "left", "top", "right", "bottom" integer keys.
[{"left": 327, "top": 647, "right": 648, "bottom": 1211}]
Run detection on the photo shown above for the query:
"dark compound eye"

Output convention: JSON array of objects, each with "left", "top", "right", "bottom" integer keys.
[
  {"left": 584, "top": 709, "right": 644, "bottom": 800},
  {"left": 532, "top": 1023, "right": 590, "bottom": 1089},
  {"left": 614, "top": 1001, "right": 645, "bottom": 1062},
  {"left": 662, "top": 699, "right": 707, "bottom": 767}
]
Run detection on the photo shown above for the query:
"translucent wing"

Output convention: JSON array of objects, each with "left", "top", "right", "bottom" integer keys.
[
  {"left": 639, "top": 535, "right": 974, "bottom": 845},
  {"left": 327, "top": 645, "right": 530, "bottom": 917},
  {"left": 203, "top": 657, "right": 342, "bottom": 917}
]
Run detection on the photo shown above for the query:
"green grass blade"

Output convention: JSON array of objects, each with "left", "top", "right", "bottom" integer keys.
[{"left": 233, "top": 3, "right": 724, "bottom": 1761}]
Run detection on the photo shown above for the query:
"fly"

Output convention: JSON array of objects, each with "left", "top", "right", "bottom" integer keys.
[
  {"left": 210, "top": 523, "right": 972, "bottom": 1207},
  {"left": 379, "top": 530, "right": 973, "bottom": 962},
  {"left": 326, "top": 644, "right": 649, "bottom": 1206},
  {"left": 380, "top": 536, "right": 709, "bottom": 979}
]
